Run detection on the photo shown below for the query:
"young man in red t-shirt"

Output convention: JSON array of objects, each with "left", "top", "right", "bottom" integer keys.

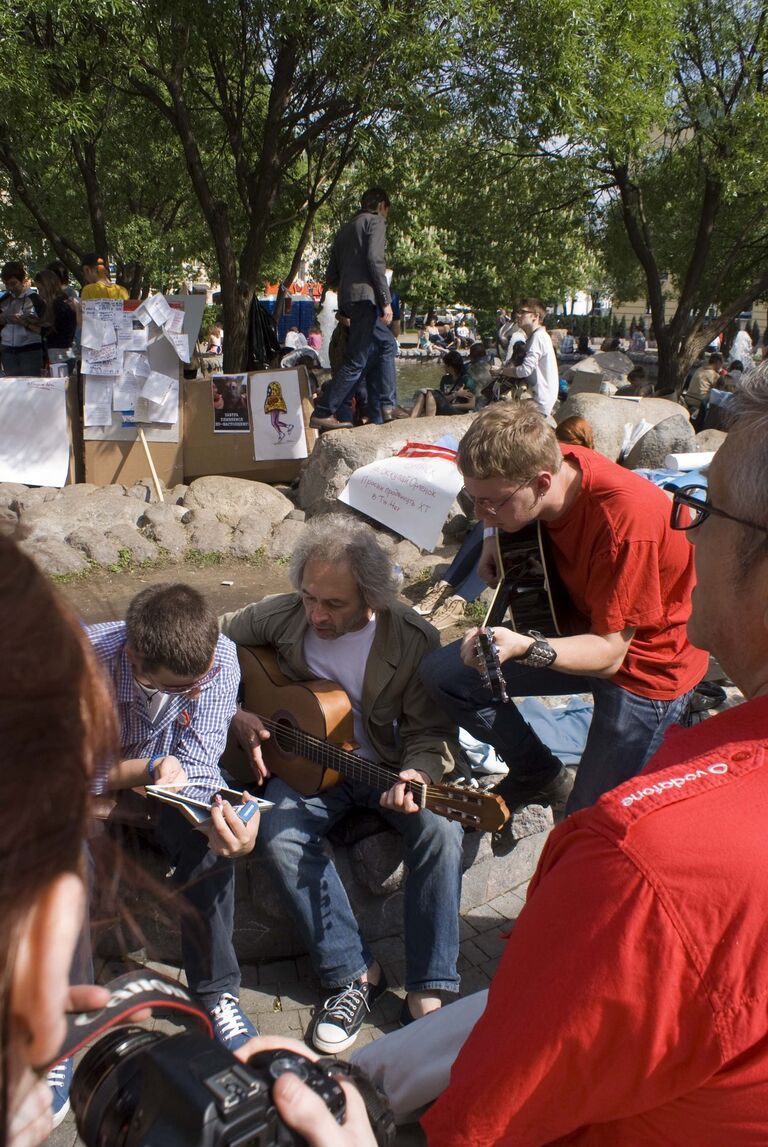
[{"left": 421, "top": 403, "right": 708, "bottom": 815}]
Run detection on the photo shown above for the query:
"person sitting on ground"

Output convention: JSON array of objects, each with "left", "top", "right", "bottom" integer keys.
[
  {"left": 615, "top": 365, "right": 654, "bottom": 397},
  {"left": 576, "top": 333, "right": 593, "bottom": 355},
  {"left": 555, "top": 414, "right": 595, "bottom": 449},
  {"left": 307, "top": 322, "right": 322, "bottom": 351},
  {"left": 0, "top": 260, "right": 46, "bottom": 376},
  {"left": 558, "top": 329, "right": 575, "bottom": 354},
  {"left": 600, "top": 335, "right": 621, "bottom": 352},
  {"left": 679, "top": 352, "right": 723, "bottom": 411},
  {"left": 409, "top": 349, "right": 477, "bottom": 417},
  {"left": 220, "top": 515, "right": 463, "bottom": 1056},
  {"left": 466, "top": 340, "right": 494, "bottom": 398},
  {"left": 87, "top": 583, "right": 259, "bottom": 1052},
  {"left": 79, "top": 252, "right": 129, "bottom": 300}
]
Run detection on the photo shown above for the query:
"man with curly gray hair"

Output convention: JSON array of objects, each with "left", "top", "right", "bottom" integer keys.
[{"left": 220, "top": 514, "right": 463, "bottom": 1055}]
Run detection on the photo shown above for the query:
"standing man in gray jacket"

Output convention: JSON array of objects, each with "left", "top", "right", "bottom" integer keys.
[{"left": 310, "top": 187, "right": 398, "bottom": 430}]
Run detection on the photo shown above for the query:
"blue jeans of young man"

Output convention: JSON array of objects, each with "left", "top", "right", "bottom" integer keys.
[
  {"left": 154, "top": 804, "right": 240, "bottom": 1008},
  {"left": 257, "top": 776, "right": 463, "bottom": 994},
  {"left": 362, "top": 326, "right": 398, "bottom": 423},
  {"left": 314, "top": 301, "right": 397, "bottom": 419},
  {"left": 421, "top": 643, "right": 694, "bottom": 814},
  {"left": 1, "top": 343, "right": 44, "bottom": 376}
]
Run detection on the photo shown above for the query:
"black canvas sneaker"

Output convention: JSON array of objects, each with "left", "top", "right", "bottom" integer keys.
[{"left": 310, "top": 974, "right": 388, "bottom": 1054}]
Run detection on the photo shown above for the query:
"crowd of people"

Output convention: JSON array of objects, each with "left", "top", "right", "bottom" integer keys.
[
  {"left": 5, "top": 189, "right": 768, "bottom": 1147},
  {"left": 5, "top": 368, "right": 768, "bottom": 1145}
]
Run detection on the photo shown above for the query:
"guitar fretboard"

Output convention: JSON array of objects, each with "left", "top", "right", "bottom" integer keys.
[{"left": 260, "top": 715, "right": 428, "bottom": 807}]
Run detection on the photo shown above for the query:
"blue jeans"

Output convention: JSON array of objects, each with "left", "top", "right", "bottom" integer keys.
[
  {"left": 315, "top": 302, "right": 397, "bottom": 419},
  {"left": 443, "top": 523, "right": 487, "bottom": 603},
  {"left": 257, "top": 777, "right": 463, "bottom": 993},
  {"left": 1, "top": 343, "right": 44, "bottom": 376},
  {"left": 362, "top": 326, "right": 398, "bottom": 422},
  {"left": 421, "top": 642, "right": 693, "bottom": 814},
  {"left": 153, "top": 805, "right": 240, "bottom": 1008}
]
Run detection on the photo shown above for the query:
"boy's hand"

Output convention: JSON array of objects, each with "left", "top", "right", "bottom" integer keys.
[{"left": 206, "top": 790, "right": 260, "bottom": 857}]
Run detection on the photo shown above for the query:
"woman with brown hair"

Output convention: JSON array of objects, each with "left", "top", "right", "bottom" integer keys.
[
  {"left": 0, "top": 535, "right": 114, "bottom": 1146},
  {"left": 32, "top": 268, "right": 78, "bottom": 370}
]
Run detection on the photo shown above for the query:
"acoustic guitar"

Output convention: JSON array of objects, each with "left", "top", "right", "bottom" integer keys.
[
  {"left": 475, "top": 524, "right": 570, "bottom": 703},
  {"left": 237, "top": 645, "right": 509, "bottom": 833}
]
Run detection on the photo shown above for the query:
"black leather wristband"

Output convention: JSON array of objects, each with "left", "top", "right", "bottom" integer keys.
[{"left": 510, "top": 629, "right": 557, "bottom": 668}]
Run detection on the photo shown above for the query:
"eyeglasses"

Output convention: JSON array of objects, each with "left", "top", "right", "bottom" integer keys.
[
  {"left": 469, "top": 478, "right": 533, "bottom": 516},
  {"left": 670, "top": 485, "right": 768, "bottom": 535},
  {"left": 137, "top": 664, "right": 222, "bottom": 696}
]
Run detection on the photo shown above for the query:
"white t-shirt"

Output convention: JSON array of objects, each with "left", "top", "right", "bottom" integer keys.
[
  {"left": 511, "top": 326, "right": 559, "bottom": 415},
  {"left": 304, "top": 616, "right": 377, "bottom": 761}
]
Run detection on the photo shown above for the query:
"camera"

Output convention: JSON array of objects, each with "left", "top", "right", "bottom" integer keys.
[{"left": 71, "top": 1026, "right": 346, "bottom": 1147}]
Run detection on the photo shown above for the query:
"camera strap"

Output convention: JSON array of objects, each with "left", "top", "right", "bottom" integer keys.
[{"left": 47, "top": 970, "right": 213, "bottom": 1069}]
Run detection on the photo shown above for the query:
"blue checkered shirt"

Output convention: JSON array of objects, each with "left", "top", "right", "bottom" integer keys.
[{"left": 87, "top": 622, "right": 240, "bottom": 802}]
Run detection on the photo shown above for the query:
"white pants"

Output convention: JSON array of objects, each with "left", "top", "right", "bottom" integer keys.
[{"left": 351, "top": 990, "right": 488, "bottom": 1123}]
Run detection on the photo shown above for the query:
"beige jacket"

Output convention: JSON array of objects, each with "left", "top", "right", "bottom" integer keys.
[{"left": 220, "top": 594, "right": 457, "bottom": 783}]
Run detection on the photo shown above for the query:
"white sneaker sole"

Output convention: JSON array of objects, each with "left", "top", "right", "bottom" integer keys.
[
  {"left": 51, "top": 1098, "right": 71, "bottom": 1129},
  {"left": 311, "top": 1024, "right": 363, "bottom": 1054}
]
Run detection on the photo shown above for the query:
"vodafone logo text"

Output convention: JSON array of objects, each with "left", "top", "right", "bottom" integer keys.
[{"left": 621, "top": 762, "right": 729, "bottom": 807}]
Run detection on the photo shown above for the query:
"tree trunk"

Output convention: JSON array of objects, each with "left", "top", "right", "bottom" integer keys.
[{"left": 221, "top": 280, "right": 252, "bottom": 373}]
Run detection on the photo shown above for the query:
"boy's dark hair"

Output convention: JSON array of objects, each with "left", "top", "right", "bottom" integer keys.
[
  {"left": 81, "top": 252, "right": 106, "bottom": 271},
  {"left": 1, "top": 261, "right": 26, "bottom": 282},
  {"left": 125, "top": 583, "right": 218, "bottom": 677},
  {"left": 443, "top": 349, "right": 465, "bottom": 372},
  {"left": 360, "top": 186, "right": 390, "bottom": 212}
]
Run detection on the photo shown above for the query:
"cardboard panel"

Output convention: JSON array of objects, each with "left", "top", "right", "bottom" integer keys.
[
  {"left": 182, "top": 366, "right": 317, "bottom": 483},
  {"left": 83, "top": 439, "right": 184, "bottom": 488}
]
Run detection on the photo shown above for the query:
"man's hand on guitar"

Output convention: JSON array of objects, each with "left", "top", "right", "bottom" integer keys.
[
  {"left": 461, "top": 626, "right": 531, "bottom": 670},
  {"left": 232, "top": 708, "right": 271, "bottom": 782},
  {"left": 478, "top": 544, "right": 499, "bottom": 587},
  {"left": 380, "top": 768, "right": 431, "bottom": 815}
]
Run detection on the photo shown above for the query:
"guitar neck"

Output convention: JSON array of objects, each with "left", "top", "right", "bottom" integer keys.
[{"left": 261, "top": 716, "right": 426, "bottom": 806}]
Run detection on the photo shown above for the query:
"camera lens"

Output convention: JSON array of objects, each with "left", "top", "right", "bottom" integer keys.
[{"left": 71, "top": 1026, "right": 162, "bottom": 1147}]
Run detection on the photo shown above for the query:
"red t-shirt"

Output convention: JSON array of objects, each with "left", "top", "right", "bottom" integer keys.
[
  {"left": 422, "top": 697, "right": 768, "bottom": 1146},
  {"left": 543, "top": 444, "right": 707, "bottom": 698}
]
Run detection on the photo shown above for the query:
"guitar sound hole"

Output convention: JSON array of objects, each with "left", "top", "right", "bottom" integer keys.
[{"left": 274, "top": 715, "right": 297, "bottom": 754}]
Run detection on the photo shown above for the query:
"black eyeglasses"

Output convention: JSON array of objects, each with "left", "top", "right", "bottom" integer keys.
[{"left": 670, "top": 484, "right": 768, "bottom": 535}]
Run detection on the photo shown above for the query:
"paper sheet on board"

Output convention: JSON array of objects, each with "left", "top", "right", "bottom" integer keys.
[
  {"left": 163, "top": 330, "right": 190, "bottom": 362},
  {"left": 84, "top": 378, "right": 114, "bottom": 425},
  {"left": 140, "top": 371, "right": 175, "bottom": 405},
  {"left": 80, "top": 315, "right": 110, "bottom": 351},
  {"left": 338, "top": 454, "right": 462, "bottom": 551},
  {"left": 0, "top": 378, "right": 71, "bottom": 486},
  {"left": 134, "top": 379, "right": 179, "bottom": 425},
  {"left": 112, "top": 376, "right": 138, "bottom": 412}
]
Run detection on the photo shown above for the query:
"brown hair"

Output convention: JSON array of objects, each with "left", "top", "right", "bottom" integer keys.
[
  {"left": 518, "top": 298, "right": 546, "bottom": 322},
  {"left": 125, "top": 583, "right": 218, "bottom": 677},
  {"left": 0, "top": 535, "right": 116, "bottom": 1122},
  {"left": 555, "top": 415, "right": 595, "bottom": 450},
  {"left": 458, "top": 403, "right": 562, "bottom": 481}
]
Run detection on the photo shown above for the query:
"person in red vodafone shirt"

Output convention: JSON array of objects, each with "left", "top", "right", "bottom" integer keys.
[{"left": 420, "top": 404, "right": 708, "bottom": 816}]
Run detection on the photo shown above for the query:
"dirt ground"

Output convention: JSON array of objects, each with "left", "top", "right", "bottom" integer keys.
[{"left": 58, "top": 557, "right": 296, "bottom": 624}]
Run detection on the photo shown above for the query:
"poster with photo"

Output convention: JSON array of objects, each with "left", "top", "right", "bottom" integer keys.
[
  {"left": 249, "top": 369, "right": 308, "bottom": 460},
  {"left": 212, "top": 374, "right": 250, "bottom": 432}
]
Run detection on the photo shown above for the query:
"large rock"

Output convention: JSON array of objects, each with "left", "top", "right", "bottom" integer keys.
[
  {"left": 230, "top": 511, "right": 274, "bottom": 559},
  {"left": 695, "top": 428, "right": 728, "bottom": 453},
  {"left": 184, "top": 476, "right": 293, "bottom": 529},
  {"left": 22, "top": 536, "right": 90, "bottom": 576},
  {"left": 265, "top": 517, "right": 307, "bottom": 561},
  {"left": 297, "top": 414, "right": 476, "bottom": 517},
  {"left": 105, "top": 524, "right": 160, "bottom": 563},
  {"left": 624, "top": 412, "right": 697, "bottom": 469},
  {"left": 18, "top": 490, "right": 145, "bottom": 542},
  {"left": 67, "top": 528, "right": 124, "bottom": 567},
  {"left": 556, "top": 393, "right": 688, "bottom": 462},
  {"left": 188, "top": 519, "right": 235, "bottom": 554}
]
